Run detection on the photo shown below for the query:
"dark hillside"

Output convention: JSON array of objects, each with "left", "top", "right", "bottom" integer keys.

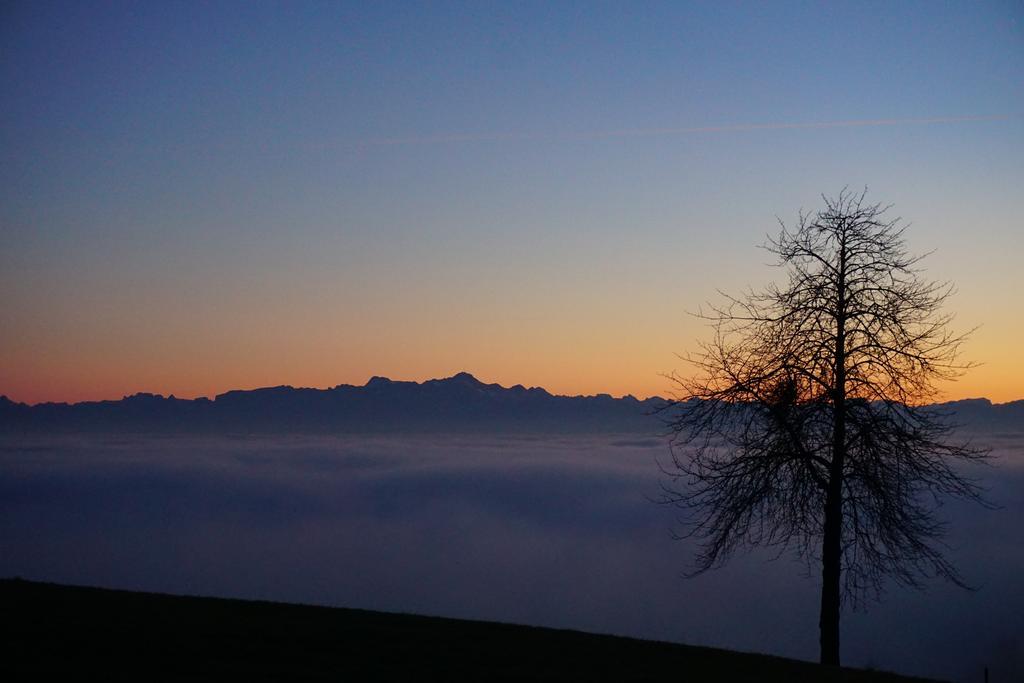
[{"left": 2, "top": 579, "right": 943, "bottom": 682}]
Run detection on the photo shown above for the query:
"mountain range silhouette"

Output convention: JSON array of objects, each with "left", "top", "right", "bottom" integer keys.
[{"left": 1, "top": 372, "right": 1020, "bottom": 434}]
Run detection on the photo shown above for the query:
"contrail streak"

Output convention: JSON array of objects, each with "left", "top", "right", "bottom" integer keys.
[{"left": 357, "top": 114, "right": 1015, "bottom": 147}]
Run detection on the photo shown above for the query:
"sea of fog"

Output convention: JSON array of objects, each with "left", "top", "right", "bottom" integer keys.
[{"left": 1, "top": 430, "right": 1021, "bottom": 681}]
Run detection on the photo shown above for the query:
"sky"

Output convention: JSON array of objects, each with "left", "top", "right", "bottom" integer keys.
[{"left": 2, "top": 1, "right": 1022, "bottom": 404}]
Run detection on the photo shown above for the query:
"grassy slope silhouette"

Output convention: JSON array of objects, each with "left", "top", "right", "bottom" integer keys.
[{"left": 3, "top": 579, "right": 943, "bottom": 682}]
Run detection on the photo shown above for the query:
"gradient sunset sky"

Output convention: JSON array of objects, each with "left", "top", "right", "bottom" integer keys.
[{"left": 2, "top": 1, "right": 1022, "bottom": 405}]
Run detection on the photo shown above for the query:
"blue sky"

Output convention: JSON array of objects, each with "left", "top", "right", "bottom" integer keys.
[{"left": 1, "top": 1, "right": 1022, "bottom": 402}]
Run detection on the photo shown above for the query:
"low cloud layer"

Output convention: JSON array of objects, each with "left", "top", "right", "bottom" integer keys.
[{"left": 1, "top": 431, "right": 1021, "bottom": 681}]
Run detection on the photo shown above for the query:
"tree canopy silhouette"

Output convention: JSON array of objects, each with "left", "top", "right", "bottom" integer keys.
[{"left": 661, "top": 189, "right": 989, "bottom": 666}]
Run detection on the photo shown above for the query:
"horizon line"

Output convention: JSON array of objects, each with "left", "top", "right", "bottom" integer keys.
[{"left": 3, "top": 371, "right": 1020, "bottom": 408}]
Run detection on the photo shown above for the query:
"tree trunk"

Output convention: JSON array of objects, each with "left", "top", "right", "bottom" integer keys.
[
  {"left": 820, "top": 385, "right": 845, "bottom": 665},
  {"left": 819, "top": 466, "right": 843, "bottom": 665},
  {"left": 820, "top": 236, "right": 847, "bottom": 666}
]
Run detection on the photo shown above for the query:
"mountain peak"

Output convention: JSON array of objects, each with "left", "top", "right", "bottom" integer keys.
[{"left": 447, "top": 371, "right": 483, "bottom": 385}]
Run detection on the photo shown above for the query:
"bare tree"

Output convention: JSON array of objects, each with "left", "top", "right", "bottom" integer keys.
[{"left": 661, "top": 189, "right": 989, "bottom": 666}]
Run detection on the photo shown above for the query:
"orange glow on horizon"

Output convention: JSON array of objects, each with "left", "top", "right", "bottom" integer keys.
[{"left": 3, "top": 259, "right": 1019, "bottom": 407}]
